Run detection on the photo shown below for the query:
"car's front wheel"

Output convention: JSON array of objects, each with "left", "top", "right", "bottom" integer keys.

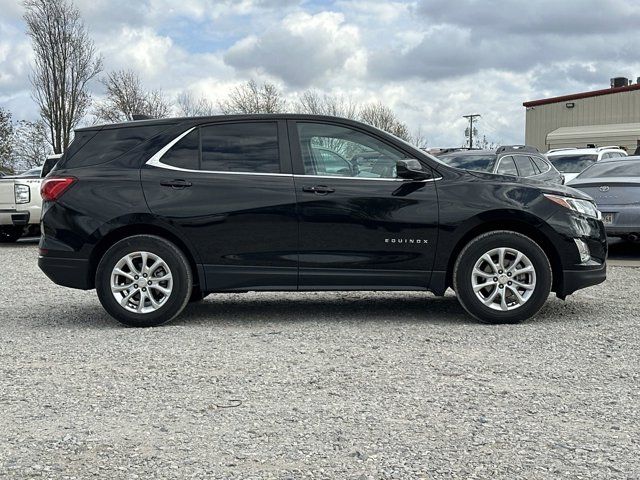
[
  {"left": 453, "top": 231, "right": 552, "bottom": 324},
  {"left": 95, "top": 235, "right": 192, "bottom": 327}
]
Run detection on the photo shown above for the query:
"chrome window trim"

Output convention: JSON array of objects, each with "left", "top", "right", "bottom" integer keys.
[
  {"left": 294, "top": 174, "right": 442, "bottom": 182},
  {"left": 146, "top": 127, "right": 197, "bottom": 169},
  {"left": 145, "top": 128, "right": 441, "bottom": 182}
]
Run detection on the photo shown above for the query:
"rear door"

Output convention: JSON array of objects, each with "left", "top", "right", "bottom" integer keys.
[
  {"left": 141, "top": 120, "right": 298, "bottom": 292},
  {"left": 288, "top": 120, "right": 439, "bottom": 289}
]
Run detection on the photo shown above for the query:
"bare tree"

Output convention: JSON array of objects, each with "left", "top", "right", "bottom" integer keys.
[
  {"left": 93, "top": 69, "right": 171, "bottom": 123},
  {"left": 176, "top": 91, "right": 217, "bottom": 117},
  {"left": 359, "top": 102, "right": 411, "bottom": 141},
  {"left": 408, "top": 127, "right": 428, "bottom": 149},
  {"left": 218, "top": 79, "right": 287, "bottom": 114},
  {"left": 24, "top": 0, "right": 103, "bottom": 153},
  {"left": 476, "top": 135, "right": 499, "bottom": 150},
  {"left": 0, "top": 108, "right": 14, "bottom": 172},
  {"left": 295, "top": 90, "right": 359, "bottom": 119},
  {"left": 12, "top": 120, "right": 52, "bottom": 171}
]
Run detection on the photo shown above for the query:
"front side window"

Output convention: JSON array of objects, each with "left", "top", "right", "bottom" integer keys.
[
  {"left": 201, "top": 122, "right": 279, "bottom": 173},
  {"left": 296, "top": 122, "right": 407, "bottom": 178},
  {"left": 496, "top": 156, "right": 518, "bottom": 175}
]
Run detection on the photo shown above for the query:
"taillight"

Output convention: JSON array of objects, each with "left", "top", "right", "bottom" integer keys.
[{"left": 40, "top": 177, "right": 77, "bottom": 202}]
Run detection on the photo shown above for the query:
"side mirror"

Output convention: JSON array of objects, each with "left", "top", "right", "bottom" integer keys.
[{"left": 396, "top": 159, "right": 430, "bottom": 180}]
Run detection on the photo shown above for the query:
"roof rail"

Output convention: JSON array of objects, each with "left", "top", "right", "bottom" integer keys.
[
  {"left": 546, "top": 148, "right": 578, "bottom": 154},
  {"left": 596, "top": 145, "right": 624, "bottom": 151},
  {"left": 496, "top": 145, "right": 540, "bottom": 154}
]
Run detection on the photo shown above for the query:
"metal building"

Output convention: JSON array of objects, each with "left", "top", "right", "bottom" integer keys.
[{"left": 523, "top": 80, "right": 640, "bottom": 153}]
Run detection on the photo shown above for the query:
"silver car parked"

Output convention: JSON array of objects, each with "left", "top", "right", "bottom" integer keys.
[{"left": 568, "top": 157, "right": 640, "bottom": 242}]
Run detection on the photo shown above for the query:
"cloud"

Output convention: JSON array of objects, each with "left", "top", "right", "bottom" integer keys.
[
  {"left": 1, "top": 0, "right": 640, "bottom": 146},
  {"left": 224, "top": 11, "right": 363, "bottom": 87}
]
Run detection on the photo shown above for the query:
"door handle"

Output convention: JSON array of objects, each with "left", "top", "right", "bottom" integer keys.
[
  {"left": 160, "top": 179, "right": 192, "bottom": 189},
  {"left": 302, "top": 185, "right": 335, "bottom": 195}
]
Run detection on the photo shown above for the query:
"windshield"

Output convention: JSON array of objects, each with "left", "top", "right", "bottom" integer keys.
[
  {"left": 547, "top": 154, "right": 597, "bottom": 173},
  {"left": 437, "top": 154, "right": 496, "bottom": 173},
  {"left": 16, "top": 167, "right": 42, "bottom": 177},
  {"left": 577, "top": 161, "right": 640, "bottom": 179}
]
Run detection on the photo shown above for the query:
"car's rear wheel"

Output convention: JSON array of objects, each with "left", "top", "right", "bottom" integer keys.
[
  {"left": 453, "top": 231, "right": 552, "bottom": 324},
  {"left": 96, "top": 235, "right": 192, "bottom": 327},
  {"left": 0, "top": 226, "right": 24, "bottom": 243}
]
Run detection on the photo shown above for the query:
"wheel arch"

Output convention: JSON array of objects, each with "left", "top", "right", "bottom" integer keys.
[
  {"left": 443, "top": 213, "right": 563, "bottom": 293},
  {"left": 87, "top": 222, "right": 204, "bottom": 291}
]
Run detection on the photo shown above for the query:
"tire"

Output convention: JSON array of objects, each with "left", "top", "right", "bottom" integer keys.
[
  {"left": 0, "top": 226, "right": 24, "bottom": 243},
  {"left": 453, "top": 231, "right": 552, "bottom": 324},
  {"left": 95, "top": 235, "right": 192, "bottom": 327}
]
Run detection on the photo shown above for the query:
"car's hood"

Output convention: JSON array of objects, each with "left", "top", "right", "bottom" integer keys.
[{"left": 465, "top": 170, "right": 593, "bottom": 201}]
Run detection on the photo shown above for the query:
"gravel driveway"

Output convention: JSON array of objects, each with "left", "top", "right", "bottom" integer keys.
[{"left": 0, "top": 242, "right": 638, "bottom": 479}]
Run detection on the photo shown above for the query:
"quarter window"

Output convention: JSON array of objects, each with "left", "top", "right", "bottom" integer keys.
[
  {"left": 514, "top": 155, "right": 536, "bottom": 177},
  {"left": 531, "top": 156, "right": 550, "bottom": 174},
  {"left": 200, "top": 122, "right": 279, "bottom": 173},
  {"left": 296, "top": 122, "right": 407, "bottom": 178},
  {"left": 161, "top": 129, "right": 199, "bottom": 170},
  {"left": 496, "top": 156, "right": 518, "bottom": 176}
]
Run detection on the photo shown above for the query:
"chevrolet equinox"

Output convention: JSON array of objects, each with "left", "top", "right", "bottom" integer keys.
[{"left": 38, "top": 115, "right": 607, "bottom": 327}]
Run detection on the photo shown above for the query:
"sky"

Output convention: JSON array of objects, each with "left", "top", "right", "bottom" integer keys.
[{"left": 1, "top": 0, "right": 639, "bottom": 147}]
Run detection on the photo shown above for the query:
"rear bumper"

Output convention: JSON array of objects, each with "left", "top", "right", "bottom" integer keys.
[
  {"left": 0, "top": 210, "right": 30, "bottom": 226},
  {"left": 556, "top": 262, "right": 607, "bottom": 299},
  {"left": 38, "top": 255, "right": 93, "bottom": 290},
  {"left": 605, "top": 226, "right": 640, "bottom": 236}
]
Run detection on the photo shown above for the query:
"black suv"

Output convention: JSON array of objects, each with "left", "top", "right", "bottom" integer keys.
[
  {"left": 437, "top": 146, "right": 565, "bottom": 184},
  {"left": 39, "top": 115, "right": 606, "bottom": 327}
]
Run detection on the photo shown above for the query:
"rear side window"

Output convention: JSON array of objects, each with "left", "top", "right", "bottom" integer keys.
[
  {"left": 532, "top": 156, "right": 550, "bottom": 174},
  {"left": 200, "top": 122, "right": 279, "bottom": 173},
  {"left": 161, "top": 129, "right": 199, "bottom": 170},
  {"left": 514, "top": 155, "right": 536, "bottom": 177},
  {"left": 496, "top": 156, "right": 518, "bottom": 175},
  {"left": 63, "top": 124, "right": 174, "bottom": 169}
]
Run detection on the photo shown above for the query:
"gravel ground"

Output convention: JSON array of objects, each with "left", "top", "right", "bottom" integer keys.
[{"left": 0, "top": 242, "right": 639, "bottom": 479}]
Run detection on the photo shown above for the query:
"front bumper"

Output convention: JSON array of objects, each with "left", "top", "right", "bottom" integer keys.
[
  {"left": 556, "top": 261, "right": 607, "bottom": 299},
  {"left": 38, "top": 255, "right": 93, "bottom": 290}
]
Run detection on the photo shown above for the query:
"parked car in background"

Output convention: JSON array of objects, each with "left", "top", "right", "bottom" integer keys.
[
  {"left": 546, "top": 146, "right": 627, "bottom": 183},
  {"left": 39, "top": 115, "right": 606, "bottom": 327},
  {"left": 436, "top": 146, "right": 564, "bottom": 184},
  {"left": 568, "top": 158, "right": 640, "bottom": 242},
  {"left": 0, "top": 155, "right": 61, "bottom": 242},
  {"left": 15, "top": 166, "right": 43, "bottom": 178}
]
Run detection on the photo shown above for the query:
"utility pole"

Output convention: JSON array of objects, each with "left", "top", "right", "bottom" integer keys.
[{"left": 463, "top": 114, "right": 481, "bottom": 149}]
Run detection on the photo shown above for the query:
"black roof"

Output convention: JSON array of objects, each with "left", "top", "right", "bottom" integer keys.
[{"left": 76, "top": 114, "right": 374, "bottom": 132}]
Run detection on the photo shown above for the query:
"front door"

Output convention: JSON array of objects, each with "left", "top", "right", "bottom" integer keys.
[
  {"left": 141, "top": 120, "right": 298, "bottom": 292},
  {"left": 288, "top": 120, "right": 439, "bottom": 289}
]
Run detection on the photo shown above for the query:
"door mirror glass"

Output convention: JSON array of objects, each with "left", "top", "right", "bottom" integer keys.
[{"left": 396, "top": 159, "right": 430, "bottom": 179}]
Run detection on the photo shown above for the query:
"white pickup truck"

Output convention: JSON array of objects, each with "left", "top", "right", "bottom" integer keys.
[{"left": 0, "top": 155, "right": 61, "bottom": 242}]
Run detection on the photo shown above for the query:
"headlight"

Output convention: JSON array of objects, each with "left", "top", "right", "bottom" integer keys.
[
  {"left": 544, "top": 194, "right": 601, "bottom": 219},
  {"left": 14, "top": 184, "right": 30, "bottom": 204}
]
